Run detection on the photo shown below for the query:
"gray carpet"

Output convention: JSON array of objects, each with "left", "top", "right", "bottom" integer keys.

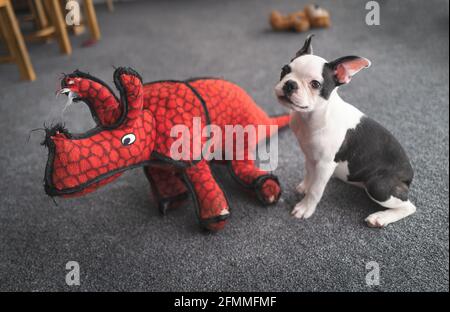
[{"left": 0, "top": 0, "right": 448, "bottom": 291}]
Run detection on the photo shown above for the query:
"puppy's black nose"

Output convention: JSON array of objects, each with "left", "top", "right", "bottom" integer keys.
[{"left": 283, "top": 80, "right": 298, "bottom": 97}]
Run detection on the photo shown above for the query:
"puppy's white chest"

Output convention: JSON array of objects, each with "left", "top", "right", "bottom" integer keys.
[
  {"left": 290, "top": 100, "right": 364, "bottom": 163},
  {"left": 296, "top": 128, "right": 345, "bottom": 162}
]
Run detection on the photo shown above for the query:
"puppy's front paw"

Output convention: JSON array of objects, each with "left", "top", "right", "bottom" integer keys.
[
  {"left": 365, "top": 212, "right": 391, "bottom": 228},
  {"left": 291, "top": 199, "right": 316, "bottom": 219},
  {"left": 296, "top": 181, "right": 307, "bottom": 194}
]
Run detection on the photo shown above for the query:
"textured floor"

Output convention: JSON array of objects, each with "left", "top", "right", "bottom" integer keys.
[{"left": 0, "top": 0, "right": 448, "bottom": 291}]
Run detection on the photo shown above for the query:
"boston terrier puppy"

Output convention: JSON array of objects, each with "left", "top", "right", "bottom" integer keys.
[{"left": 275, "top": 35, "right": 416, "bottom": 227}]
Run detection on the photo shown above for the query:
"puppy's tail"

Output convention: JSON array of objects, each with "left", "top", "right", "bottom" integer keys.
[{"left": 270, "top": 113, "right": 290, "bottom": 130}]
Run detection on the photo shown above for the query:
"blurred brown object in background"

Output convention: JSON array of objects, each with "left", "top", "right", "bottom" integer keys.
[
  {"left": 304, "top": 4, "right": 331, "bottom": 28},
  {"left": 270, "top": 10, "right": 310, "bottom": 33}
]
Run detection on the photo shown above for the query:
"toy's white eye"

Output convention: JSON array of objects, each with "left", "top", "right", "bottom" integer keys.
[{"left": 121, "top": 133, "right": 136, "bottom": 146}]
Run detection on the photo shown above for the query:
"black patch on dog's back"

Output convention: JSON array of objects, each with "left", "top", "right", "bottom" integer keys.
[{"left": 334, "top": 117, "right": 413, "bottom": 201}]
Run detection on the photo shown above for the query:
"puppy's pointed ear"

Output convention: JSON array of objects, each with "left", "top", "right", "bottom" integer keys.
[
  {"left": 328, "top": 56, "right": 371, "bottom": 85},
  {"left": 293, "top": 34, "right": 314, "bottom": 60}
]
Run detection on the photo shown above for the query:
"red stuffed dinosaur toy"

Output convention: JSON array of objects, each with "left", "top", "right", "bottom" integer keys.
[{"left": 42, "top": 67, "right": 289, "bottom": 231}]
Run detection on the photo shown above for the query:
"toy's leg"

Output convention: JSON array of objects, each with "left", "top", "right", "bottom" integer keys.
[
  {"left": 183, "top": 160, "right": 230, "bottom": 231},
  {"left": 144, "top": 166, "right": 188, "bottom": 214},
  {"left": 228, "top": 160, "right": 281, "bottom": 205}
]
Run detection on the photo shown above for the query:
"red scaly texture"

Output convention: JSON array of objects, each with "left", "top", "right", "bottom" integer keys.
[{"left": 44, "top": 68, "right": 289, "bottom": 231}]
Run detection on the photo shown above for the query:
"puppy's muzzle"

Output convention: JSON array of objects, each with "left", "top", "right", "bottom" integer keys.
[{"left": 282, "top": 80, "right": 298, "bottom": 97}]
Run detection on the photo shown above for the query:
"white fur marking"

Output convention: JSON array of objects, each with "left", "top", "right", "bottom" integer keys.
[
  {"left": 365, "top": 195, "right": 416, "bottom": 228},
  {"left": 333, "top": 161, "right": 350, "bottom": 181},
  {"left": 334, "top": 161, "right": 365, "bottom": 188}
]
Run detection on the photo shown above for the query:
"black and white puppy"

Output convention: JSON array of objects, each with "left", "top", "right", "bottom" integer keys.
[{"left": 275, "top": 35, "right": 415, "bottom": 227}]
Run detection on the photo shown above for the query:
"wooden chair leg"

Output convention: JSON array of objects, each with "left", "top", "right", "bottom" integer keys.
[
  {"left": 44, "top": 0, "right": 71, "bottom": 54},
  {"left": 0, "top": 15, "right": 13, "bottom": 59},
  {"left": 0, "top": 0, "right": 36, "bottom": 81},
  {"left": 0, "top": 29, "right": 14, "bottom": 62},
  {"left": 31, "top": 0, "right": 49, "bottom": 29},
  {"left": 83, "top": 0, "right": 101, "bottom": 41}
]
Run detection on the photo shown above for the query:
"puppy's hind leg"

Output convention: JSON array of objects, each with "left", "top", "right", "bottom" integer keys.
[
  {"left": 364, "top": 177, "right": 416, "bottom": 228},
  {"left": 365, "top": 198, "right": 416, "bottom": 228}
]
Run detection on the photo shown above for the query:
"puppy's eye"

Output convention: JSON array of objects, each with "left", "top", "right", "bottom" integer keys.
[
  {"left": 280, "top": 65, "right": 291, "bottom": 80},
  {"left": 121, "top": 133, "right": 136, "bottom": 146},
  {"left": 310, "top": 80, "right": 322, "bottom": 89}
]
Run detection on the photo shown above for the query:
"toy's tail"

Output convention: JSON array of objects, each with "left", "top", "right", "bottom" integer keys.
[{"left": 270, "top": 114, "right": 290, "bottom": 130}]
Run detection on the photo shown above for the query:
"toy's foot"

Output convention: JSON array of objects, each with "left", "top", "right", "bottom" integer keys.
[
  {"left": 205, "top": 220, "right": 227, "bottom": 232},
  {"left": 200, "top": 210, "right": 230, "bottom": 232},
  {"left": 255, "top": 175, "right": 281, "bottom": 205},
  {"left": 185, "top": 160, "right": 230, "bottom": 231},
  {"left": 228, "top": 161, "right": 281, "bottom": 206}
]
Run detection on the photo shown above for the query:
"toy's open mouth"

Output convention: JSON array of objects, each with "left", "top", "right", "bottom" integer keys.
[
  {"left": 54, "top": 89, "right": 102, "bottom": 136},
  {"left": 57, "top": 84, "right": 115, "bottom": 133},
  {"left": 58, "top": 88, "right": 80, "bottom": 100}
]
